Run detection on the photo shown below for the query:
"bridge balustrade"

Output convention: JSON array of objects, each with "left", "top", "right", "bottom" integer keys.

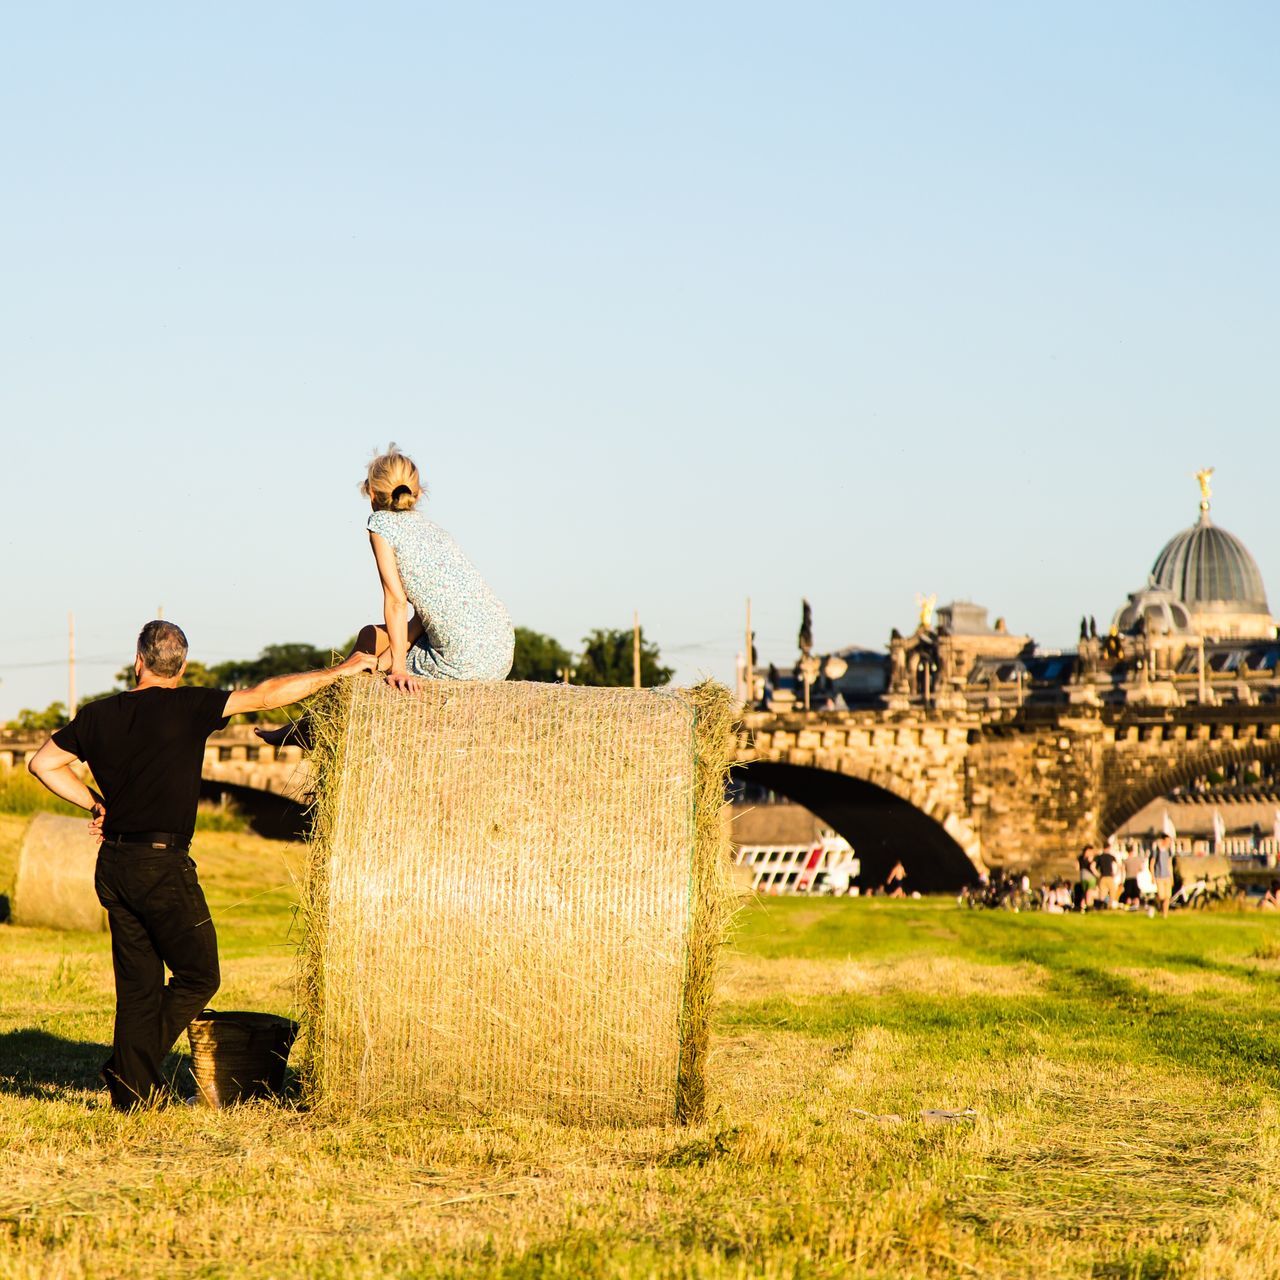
[{"left": 734, "top": 844, "right": 851, "bottom": 894}]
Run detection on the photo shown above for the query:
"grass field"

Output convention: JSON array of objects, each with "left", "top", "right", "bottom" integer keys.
[{"left": 4, "top": 816, "right": 1280, "bottom": 1279}]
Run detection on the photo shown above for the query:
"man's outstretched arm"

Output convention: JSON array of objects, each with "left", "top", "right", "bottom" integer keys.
[{"left": 222, "top": 650, "right": 377, "bottom": 718}]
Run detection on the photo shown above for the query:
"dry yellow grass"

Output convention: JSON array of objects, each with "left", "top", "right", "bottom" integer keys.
[
  {"left": 1115, "top": 964, "right": 1254, "bottom": 999},
  {"left": 719, "top": 953, "right": 1047, "bottom": 1003},
  {"left": 4, "top": 819, "right": 1280, "bottom": 1277}
]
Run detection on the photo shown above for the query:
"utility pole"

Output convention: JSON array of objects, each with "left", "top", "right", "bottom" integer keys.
[
  {"left": 744, "top": 597, "right": 753, "bottom": 707},
  {"left": 632, "top": 611, "right": 642, "bottom": 689},
  {"left": 68, "top": 611, "right": 76, "bottom": 716}
]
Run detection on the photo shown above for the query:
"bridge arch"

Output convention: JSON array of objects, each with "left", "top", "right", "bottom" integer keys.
[
  {"left": 1102, "top": 739, "right": 1280, "bottom": 837},
  {"left": 199, "top": 778, "right": 311, "bottom": 842},
  {"left": 737, "top": 759, "right": 984, "bottom": 893}
]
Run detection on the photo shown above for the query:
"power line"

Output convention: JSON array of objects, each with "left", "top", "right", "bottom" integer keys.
[{"left": 0, "top": 656, "right": 121, "bottom": 670}]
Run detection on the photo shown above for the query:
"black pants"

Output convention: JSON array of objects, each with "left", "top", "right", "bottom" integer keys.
[{"left": 93, "top": 844, "right": 220, "bottom": 1109}]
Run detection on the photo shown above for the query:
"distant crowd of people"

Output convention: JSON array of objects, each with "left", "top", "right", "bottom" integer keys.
[
  {"left": 1076, "top": 834, "right": 1177, "bottom": 915},
  {"left": 962, "top": 833, "right": 1184, "bottom": 915},
  {"left": 958, "top": 832, "right": 1280, "bottom": 915}
]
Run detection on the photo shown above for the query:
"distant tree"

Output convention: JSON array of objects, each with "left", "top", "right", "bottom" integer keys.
[
  {"left": 110, "top": 656, "right": 222, "bottom": 691},
  {"left": 510, "top": 627, "right": 574, "bottom": 683},
  {"left": 172, "top": 660, "right": 222, "bottom": 688},
  {"left": 575, "top": 628, "right": 673, "bottom": 688},
  {"left": 213, "top": 643, "right": 334, "bottom": 687},
  {"left": 5, "top": 702, "right": 69, "bottom": 732}
]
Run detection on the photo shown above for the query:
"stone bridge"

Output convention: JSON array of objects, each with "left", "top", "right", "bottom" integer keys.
[
  {"left": 1, "top": 727, "right": 312, "bottom": 804},
  {"left": 6, "top": 704, "right": 1280, "bottom": 889},
  {"left": 736, "top": 703, "right": 1280, "bottom": 890}
]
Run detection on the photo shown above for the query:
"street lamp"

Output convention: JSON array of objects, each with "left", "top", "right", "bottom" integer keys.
[
  {"left": 922, "top": 658, "right": 938, "bottom": 706},
  {"left": 798, "top": 655, "right": 821, "bottom": 711}
]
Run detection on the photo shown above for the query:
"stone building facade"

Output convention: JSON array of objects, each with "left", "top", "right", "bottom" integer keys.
[{"left": 739, "top": 476, "right": 1280, "bottom": 886}]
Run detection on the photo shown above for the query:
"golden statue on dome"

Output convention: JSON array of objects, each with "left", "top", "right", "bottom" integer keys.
[{"left": 1195, "top": 466, "right": 1214, "bottom": 513}]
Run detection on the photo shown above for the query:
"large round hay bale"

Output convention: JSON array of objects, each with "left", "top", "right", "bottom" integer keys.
[
  {"left": 301, "top": 678, "right": 734, "bottom": 1126},
  {"left": 12, "top": 812, "right": 107, "bottom": 932}
]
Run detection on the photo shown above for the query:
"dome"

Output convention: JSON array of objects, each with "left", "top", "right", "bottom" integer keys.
[
  {"left": 1112, "top": 580, "right": 1194, "bottom": 637},
  {"left": 1146, "top": 474, "right": 1275, "bottom": 639},
  {"left": 1151, "top": 510, "right": 1270, "bottom": 616}
]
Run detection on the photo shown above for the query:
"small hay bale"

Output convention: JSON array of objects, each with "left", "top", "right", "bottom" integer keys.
[
  {"left": 12, "top": 812, "right": 107, "bottom": 932},
  {"left": 301, "top": 678, "right": 735, "bottom": 1126}
]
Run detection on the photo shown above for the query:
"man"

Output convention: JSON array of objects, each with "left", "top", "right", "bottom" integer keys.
[
  {"left": 1077, "top": 844, "right": 1099, "bottom": 911},
  {"left": 1150, "top": 832, "right": 1175, "bottom": 918},
  {"left": 1093, "top": 841, "right": 1119, "bottom": 909},
  {"left": 1121, "top": 842, "right": 1147, "bottom": 909},
  {"left": 28, "top": 620, "right": 376, "bottom": 1110},
  {"left": 884, "top": 859, "right": 907, "bottom": 898}
]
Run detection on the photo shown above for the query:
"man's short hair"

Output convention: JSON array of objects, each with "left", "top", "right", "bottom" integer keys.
[{"left": 137, "top": 620, "right": 189, "bottom": 677}]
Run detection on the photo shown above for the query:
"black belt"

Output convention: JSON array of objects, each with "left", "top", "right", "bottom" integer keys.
[{"left": 102, "top": 830, "right": 191, "bottom": 851}]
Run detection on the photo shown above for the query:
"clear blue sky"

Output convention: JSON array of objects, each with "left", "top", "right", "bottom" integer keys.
[{"left": 2, "top": 2, "right": 1277, "bottom": 717}]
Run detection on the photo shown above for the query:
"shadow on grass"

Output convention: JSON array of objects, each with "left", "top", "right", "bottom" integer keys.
[
  {"left": 0, "top": 1028, "right": 109, "bottom": 1099},
  {"left": 0, "top": 1030, "right": 215, "bottom": 1105}
]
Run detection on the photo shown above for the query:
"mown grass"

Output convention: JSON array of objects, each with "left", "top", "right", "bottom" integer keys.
[{"left": 3, "top": 820, "right": 1280, "bottom": 1278}]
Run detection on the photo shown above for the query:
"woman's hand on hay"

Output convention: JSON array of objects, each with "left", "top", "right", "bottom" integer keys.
[{"left": 384, "top": 668, "right": 422, "bottom": 693}]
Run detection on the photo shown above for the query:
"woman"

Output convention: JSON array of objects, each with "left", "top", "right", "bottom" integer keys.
[
  {"left": 257, "top": 446, "right": 513, "bottom": 745},
  {"left": 355, "top": 445, "right": 514, "bottom": 689}
]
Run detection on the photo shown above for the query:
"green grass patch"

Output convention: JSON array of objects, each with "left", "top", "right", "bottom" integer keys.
[{"left": 4, "top": 883, "right": 1280, "bottom": 1277}]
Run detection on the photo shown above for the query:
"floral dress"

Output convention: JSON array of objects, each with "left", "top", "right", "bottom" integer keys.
[{"left": 367, "top": 510, "right": 514, "bottom": 680}]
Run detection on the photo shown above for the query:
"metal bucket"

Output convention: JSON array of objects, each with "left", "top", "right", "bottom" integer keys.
[{"left": 187, "top": 1010, "right": 298, "bottom": 1108}]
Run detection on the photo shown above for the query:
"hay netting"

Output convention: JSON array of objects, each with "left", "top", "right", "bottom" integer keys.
[
  {"left": 300, "top": 677, "right": 734, "bottom": 1126},
  {"left": 12, "top": 812, "right": 107, "bottom": 932}
]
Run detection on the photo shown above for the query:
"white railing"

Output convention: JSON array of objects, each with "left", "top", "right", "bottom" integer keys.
[
  {"left": 1192, "top": 837, "right": 1277, "bottom": 860},
  {"left": 1141, "top": 837, "right": 1280, "bottom": 859},
  {"left": 734, "top": 842, "right": 859, "bottom": 894}
]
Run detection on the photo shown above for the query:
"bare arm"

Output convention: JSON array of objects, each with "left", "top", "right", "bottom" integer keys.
[
  {"left": 29, "top": 740, "right": 103, "bottom": 816},
  {"left": 223, "top": 651, "right": 377, "bottom": 718},
  {"left": 369, "top": 531, "right": 416, "bottom": 685}
]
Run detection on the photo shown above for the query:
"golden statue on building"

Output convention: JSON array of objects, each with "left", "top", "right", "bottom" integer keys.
[
  {"left": 916, "top": 593, "right": 937, "bottom": 629},
  {"left": 1195, "top": 466, "right": 1214, "bottom": 512}
]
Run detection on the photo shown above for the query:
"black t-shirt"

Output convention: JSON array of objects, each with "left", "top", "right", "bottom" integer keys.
[
  {"left": 52, "top": 686, "right": 230, "bottom": 839},
  {"left": 1094, "top": 852, "right": 1118, "bottom": 877}
]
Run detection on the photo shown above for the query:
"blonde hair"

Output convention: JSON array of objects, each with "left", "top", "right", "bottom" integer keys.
[{"left": 361, "top": 444, "right": 423, "bottom": 512}]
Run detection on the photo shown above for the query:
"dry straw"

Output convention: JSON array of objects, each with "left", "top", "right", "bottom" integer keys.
[{"left": 300, "top": 677, "right": 734, "bottom": 1126}]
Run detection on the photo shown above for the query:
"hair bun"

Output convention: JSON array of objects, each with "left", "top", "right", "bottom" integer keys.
[{"left": 391, "top": 484, "right": 413, "bottom": 506}]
